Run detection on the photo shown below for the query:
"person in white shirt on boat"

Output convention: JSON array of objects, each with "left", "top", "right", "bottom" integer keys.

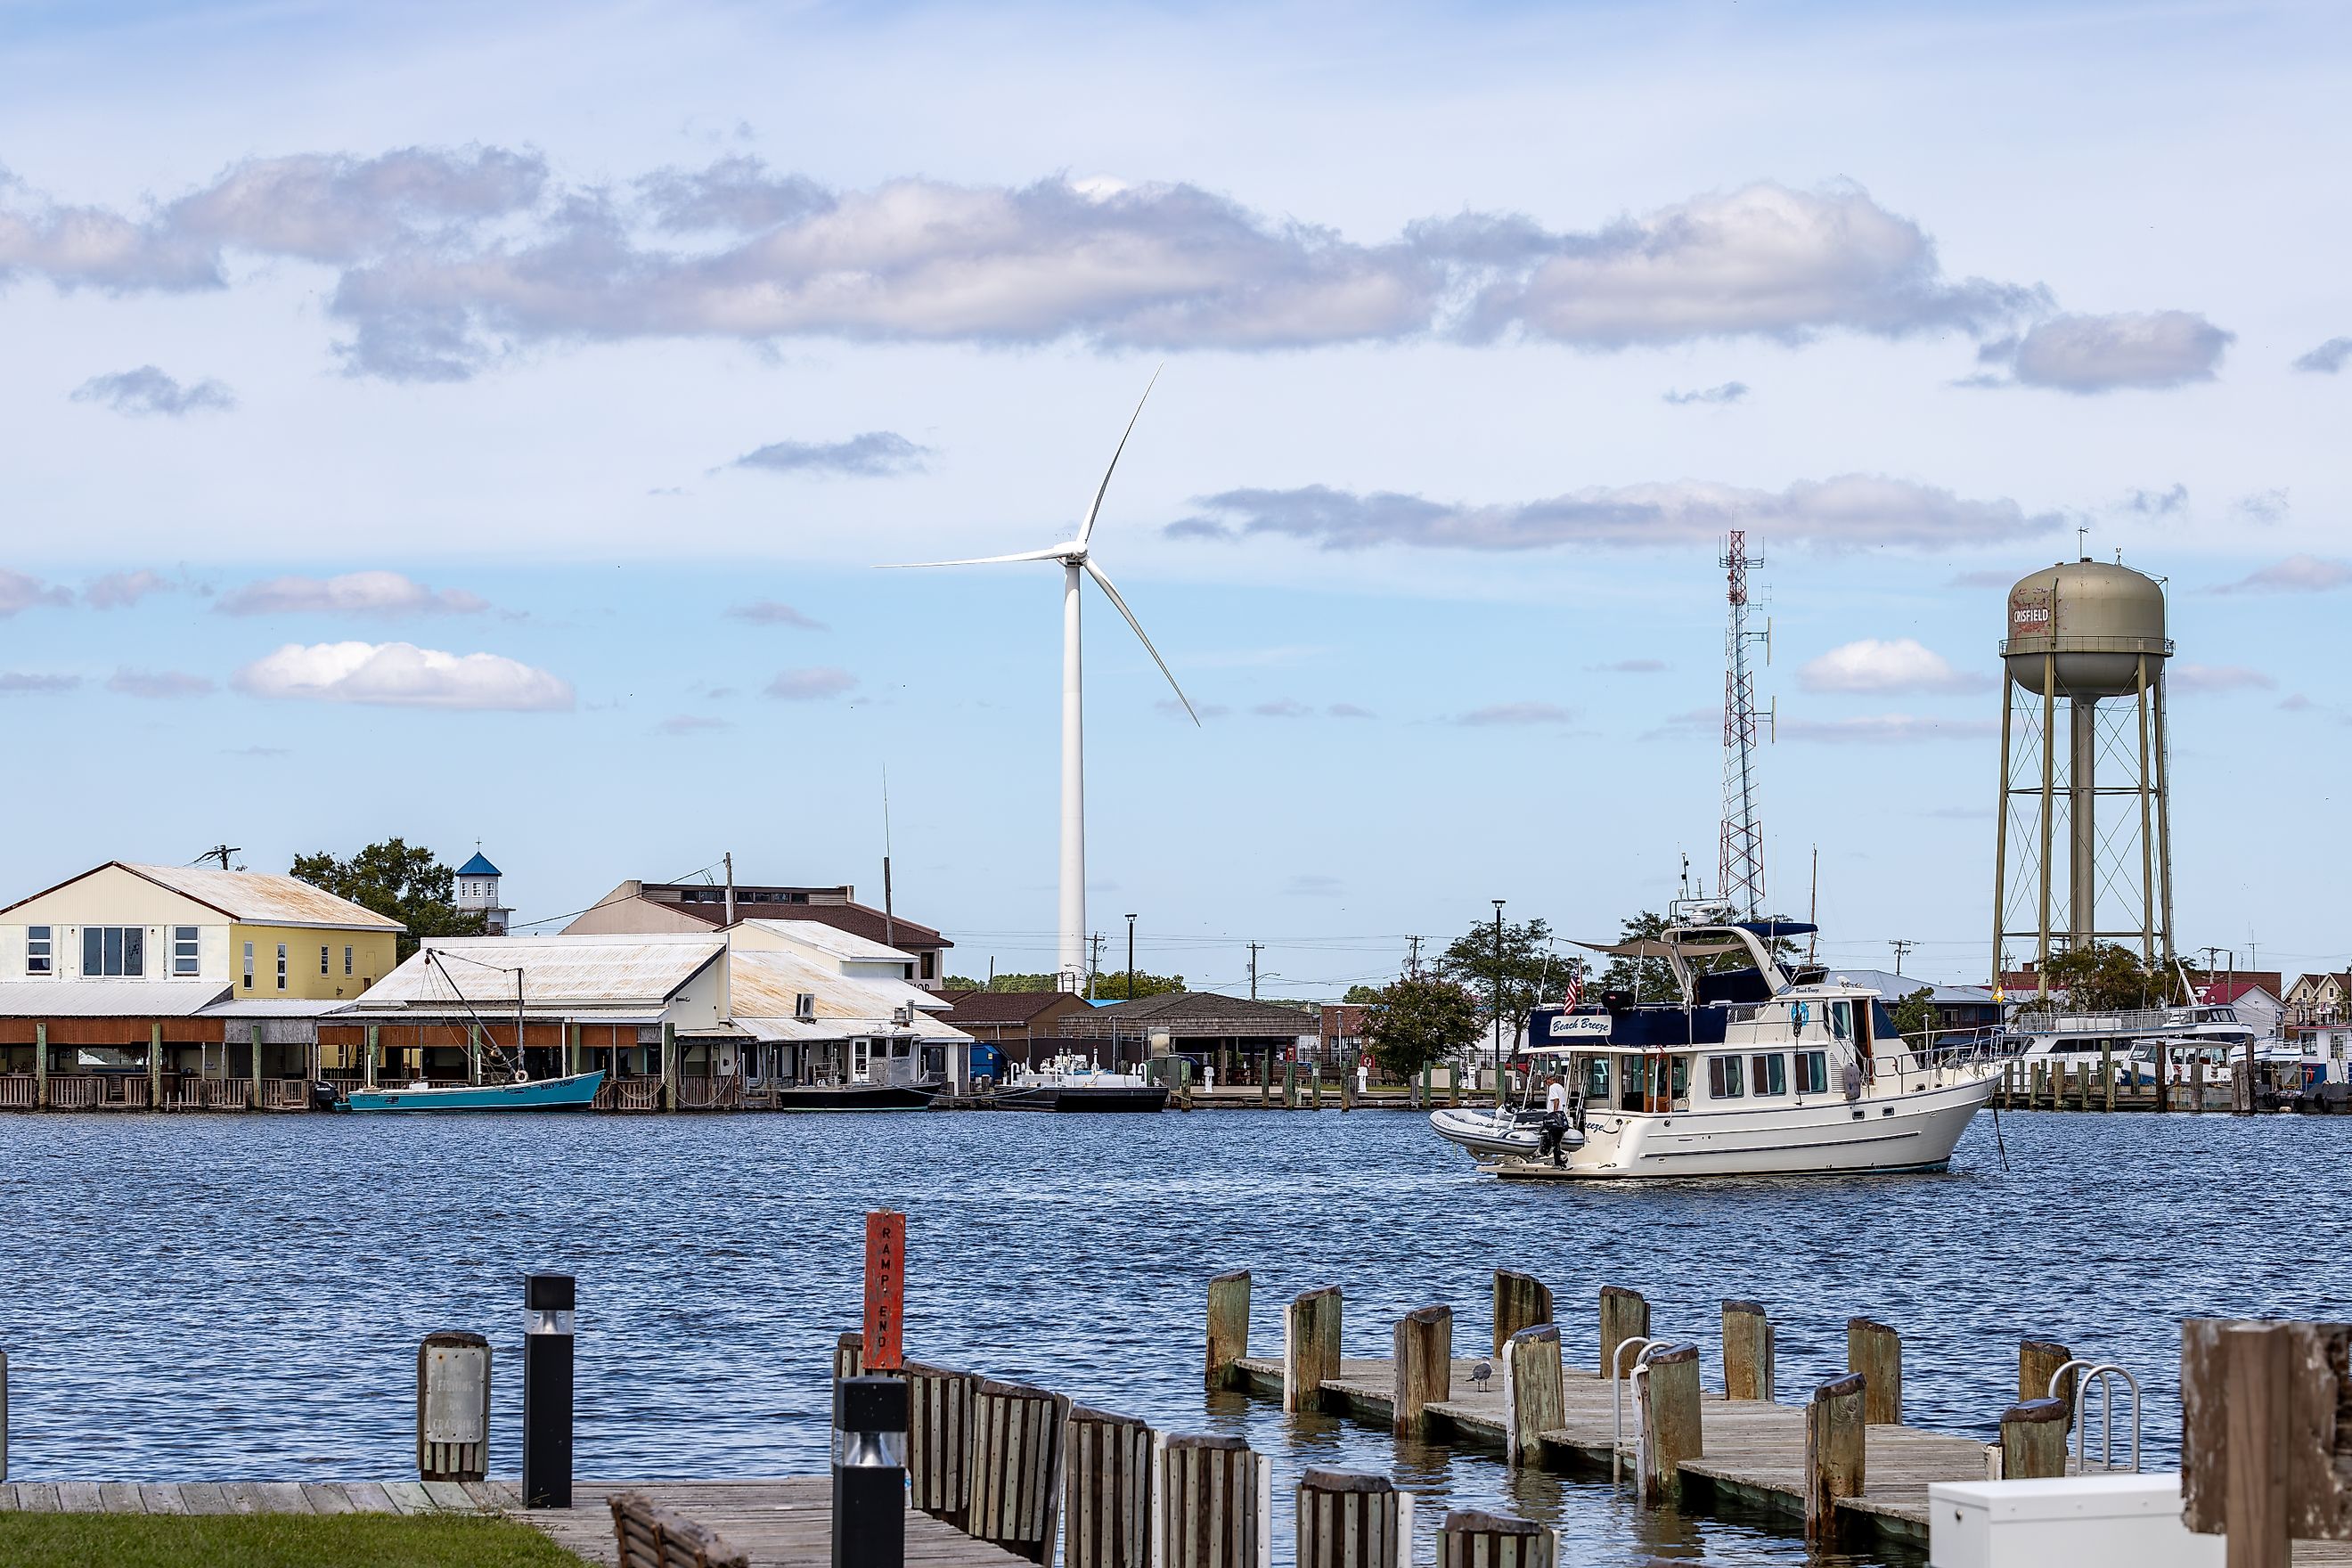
[{"left": 1538, "top": 1072, "right": 1571, "bottom": 1165}]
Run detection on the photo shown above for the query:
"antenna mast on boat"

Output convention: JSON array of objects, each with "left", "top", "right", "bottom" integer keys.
[{"left": 1719, "top": 532, "right": 1769, "bottom": 922}]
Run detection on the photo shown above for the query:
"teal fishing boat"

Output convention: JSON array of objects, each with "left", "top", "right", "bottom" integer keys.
[{"left": 342, "top": 1069, "right": 605, "bottom": 1113}]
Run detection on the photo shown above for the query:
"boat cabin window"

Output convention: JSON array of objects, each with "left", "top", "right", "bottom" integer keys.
[
  {"left": 1750, "top": 1053, "right": 1787, "bottom": 1097},
  {"left": 1706, "top": 1055, "right": 1744, "bottom": 1099},
  {"left": 1797, "top": 1049, "right": 1829, "bottom": 1096},
  {"left": 1829, "top": 1001, "right": 1854, "bottom": 1041},
  {"left": 1580, "top": 1056, "right": 1610, "bottom": 1103},
  {"left": 1869, "top": 1000, "right": 1901, "bottom": 1042}
]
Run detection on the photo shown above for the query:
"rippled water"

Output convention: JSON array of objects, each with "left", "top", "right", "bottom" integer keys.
[{"left": 1, "top": 1107, "right": 2343, "bottom": 1566}]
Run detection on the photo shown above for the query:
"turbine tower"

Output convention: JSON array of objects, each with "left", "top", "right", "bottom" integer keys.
[{"left": 883, "top": 373, "right": 1197, "bottom": 992}]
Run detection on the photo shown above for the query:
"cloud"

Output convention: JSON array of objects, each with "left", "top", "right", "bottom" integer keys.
[
  {"left": 2234, "top": 490, "right": 2289, "bottom": 524},
  {"left": 1588, "top": 658, "right": 1667, "bottom": 674},
  {"left": 1327, "top": 702, "right": 1376, "bottom": 718},
  {"left": 2122, "top": 484, "right": 2186, "bottom": 517},
  {"left": 1283, "top": 874, "right": 1343, "bottom": 897},
  {"left": 0, "top": 182, "right": 220, "bottom": 291},
  {"left": 1454, "top": 701, "right": 1576, "bottom": 726},
  {"left": 2291, "top": 337, "right": 2352, "bottom": 374},
  {"left": 216, "top": 570, "right": 489, "bottom": 617},
  {"left": 1974, "top": 311, "right": 2234, "bottom": 393},
  {"left": 1662, "top": 382, "right": 1747, "bottom": 406},
  {"left": 107, "top": 667, "right": 215, "bottom": 698},
  {"left": 166, "top": 146, "right": 547, "bottom": 265},
  {"left": 764, "top": 666, "right": 858, "bottom": 700},
  {"left": 2169, "top": 663, "right": 2275, "bottom": 693},
  {"left": 1156, "top": 698, "right": 1229, "bottom": 719},
  {"left": 84, "top": 569, "right": 174, "bottom": 608},
  {"left": 1799, "top": 638, "right": 1988, "bottom": 695},
  {"left": 728, "top": 600, "right": 827, "bottom": 629},
  {"left": 0, "top": 568, "right": 72, "bottom": 616},
  {"left": 0, "top": 672, "right": 79, "bottom": 693},
  {"left": 233, "top": 641, "right": 574, "bottom": 710},
  {"left": 2278, "top": 694, "right": 2316, "bottom": 713},
  {"left": 732, "top": 432, "right": 930, "bottom": 478},
  {"left": 1780, "top": 715, "right": 1998, "bottom": 743},
  {"left": 1251, "top": 698, "right": 1312, "bottom": 718},
  {"left": 2210, "top": 555, "right": 2352, "bottom": 595},
  {"left": 70, "top": 365, "right": 237, "bottom": 417},
  {"left": 1173, "top": 474, "right": 2059, "bottom": 553},
  {"left": 658, "top": 715, "right": 732, "bottom": 735}
]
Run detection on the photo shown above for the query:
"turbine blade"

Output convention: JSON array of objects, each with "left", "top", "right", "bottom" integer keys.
[
  {"left": 1083, "top": 556, "right": 1197, "bottom": 725},
  {"left": 876, "top": 546, "right": 1066, "bottom": 568},
  {"left": 1076, "top": 364, "right": 1163, "bottom": 549}
]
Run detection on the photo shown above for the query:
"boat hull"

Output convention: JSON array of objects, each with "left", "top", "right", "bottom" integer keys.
[
  {"left": 344, "top": 1070, "right": 605, "bottom": 1113},
  {"left": 766, "top": 1083, "right": 936, "bottom": 1112},
  {"left": 994, "top": 1084, "right": 1170, "bottom": 1112},
  {"left": 1491, "top": 1069, "right": 1997, "bottom": 1180},
  {"left": 1431, "top": 1107, "right": 1584, "bottom": 1160}
]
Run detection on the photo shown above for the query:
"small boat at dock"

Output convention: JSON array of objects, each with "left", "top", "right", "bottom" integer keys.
[
  {"left": 992, "top": 1053, "right": 1169, "bottom": 1112},
  {"left": 341, "top": 1068, "right": 606, "bottom": 1113}
]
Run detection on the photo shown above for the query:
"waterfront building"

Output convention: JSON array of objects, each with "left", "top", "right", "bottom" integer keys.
[
  {"left": 2284, "top": 970, "right": 2351, "bottom": 1027},
  {"left": 564, "top": 877, "right": 952, "bottom": 989},
  {"left": 1819, "top": 968, "right": 2002, "bottom": 1037},
  {"left": 453, "top": 846, "right": 511, "bottom": 935},
  {"left": 2194, "top": 980, "right": 2283, "bottom": 1041},
  {"left": 937, "top": 989, "right": 1095, "bottom": 1074},
  {"left": 1058, "top": 992, "right": 1318, "bottom": 1078}
]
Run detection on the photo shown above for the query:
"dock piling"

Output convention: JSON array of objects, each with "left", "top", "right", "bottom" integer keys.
[
  {"left": 2018, "top": 1338, "right": 2075, "bottom": 1418},
  {"left": 1502, "top": 1324, "right": 1564, "bottom": 1466},
  {"left": 1997, "top": 1398, "right": 2069, "bottom": 1480},
  {"left": 835, "top": 1331, "right": 866, "bottom": 1384},
  {"left": 2, "top": 1347, "right": 7, "bottom": 1482},
  {"left": 1845, "top": 1319, "right": 1902, "bottom": 1425},
  {"left": 1637, "top": 1343, "right": 1703, "bottom": 1500},
  {"left": 1721, "top": 1301, "right": 1775, "bottom": 1401},
  {"left": 415, "top": 1330, "right": 491, "bottom": 1483},
  {"left": 1294, "top": 1469, "right": 1409, "bottom": 1568},
  {"left": 1159, "top": 1434, "right": 1272, "bottom": 1568},
  {"left": 1063, "top": 1406, "right": 1152, "bottom": 1568},
  {"left": 1283, "top": 1287, "right": 1343, "bottom": 1413},
  {"left": 2191, "top": 1050, "right": 2205, "bottom": 1112},
  {"left": 1491, "top": 1271, "right": 1553, "bottom": 1359},
  {"left": 1438, "top": 1509, "right": 1557, "bottom": 1568},
  {"left": 968, "top": 1378, "right": 1071, "bottom": 1565},
  {"left": 1803, "top": 1374, "right": 1866, "bottom": 1543},
  {"left": 905, "top": 1361, "right": 977, "bottom": 1529},
  {"left": 1391, "top": 1306, "right": 1452, "bottom": 1435},
  {"left": 1206, "top": 1272, "right": 1251, "bottom": 1391},
  {"left": 1599, "top": 1286, "right": 1650, "bottom": 1378}
]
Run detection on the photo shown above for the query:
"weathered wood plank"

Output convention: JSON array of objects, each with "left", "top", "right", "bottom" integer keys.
[
  {"left": 302, "top": 1481, "right": 359, "bottom": 1515},
  {"left": 137, "top": 1482, "right": 190, "bottom": 1515},
  {"left": 380, "top": 1479, "right": 436, "bottom": 1514},
  {"left": 97, "top": 1481, "right": 147, "bottom": 1514},
  {"left": 178, "top": 1482, "right": 234, "bottom": 1515},
  {"left": 54, "top": 1480, "right": 102, "bottom": 1513}
]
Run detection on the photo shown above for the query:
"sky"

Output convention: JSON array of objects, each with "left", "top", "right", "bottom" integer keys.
[{"left": 2, "top": 0, "right": 2347, "bottom": 995}]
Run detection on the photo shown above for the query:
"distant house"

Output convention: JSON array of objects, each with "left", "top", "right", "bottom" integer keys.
[
  {"left": 1060, "top": 991, "right": 1318, "bottom": 1076},
  {"left": 1824, "top": 968, "right": 2001, "bottom": 1037},
  {"left": 2194, "top": 980, "right": 2283, "bottom": 1040},
  {"left": 937, "top": 990, "right": 1094, "bottom": 1070},
  {"left": 563, "top": 878, "right": 952, "bottom": 989},
  {"left": 2285, "top": 972, "right": 2352, "bottom": 1027}
]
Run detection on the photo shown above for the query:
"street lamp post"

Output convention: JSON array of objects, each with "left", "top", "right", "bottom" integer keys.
[
  {"left": 1125, "top": 914, "right": 1138, "bottom": 1001},
  {"left": 1491, "top": 900, "right": 1506, "bottom": 1106}
]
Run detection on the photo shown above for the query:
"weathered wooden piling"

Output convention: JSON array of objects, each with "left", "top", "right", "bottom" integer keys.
[
  {"left": 1637, "top": 1343, "right": 1703, "bottom": 1500},
  {"left": 1502, "top": 1324, "right": 1564, "bottom": 1466},
  {"left": 2101, "top": 1042, "right": 2116, "bottom": 1110},
  {"left": 2018, "top": 1337, "right": 2074, "bottom": 1417},
  {"left": 608, "top": 1490, "right": 750, "bottom": 1568},
  {"left": 1492, "top": 1270, "right": 1553, "bottom": 1358},
  {"left": 2191, "top": 1049, "right": 2205, "bottom": 1112},
  {"left": 1063, "top": 1406, "right": 1153, "bottom": 1568},
  {"left": 1338, "top": 1068, "right": 1355, "bottom": 1113},
  {"left": 2180, "top": 1317, "right": 2352, "bottom": 1563},
  {"left": 1721, "top": 1300, "right": 1775, "bottom": 1401},
  {"left": 1438, "top": 1510, "right": 1556, "bottom": 1568},
  {"left": 1284, "top": 1286, "right": 1343, "bottom": 1413},
  {"left": 833, "top": 1330, "right": 865, "bottom": 1383},
  {"left": 1804, "top": 1374, "right": 1867, "bottom": 1543},
  {"left": 2, "top": 1347, "right": 8, "bottom": 1482},
  {"left": 1294, "top": 1469, "right": 1409, "bottom": 1568},
  {"left": 1845, "top": 1318, "right": 1901, "bottom": 1425},
  {"left": 968, "top": 1378, "right": 1071, "bottom": 1564},
  {"left": 1998, "top": 1398, "right": 2069, "bottom": 1480},
  {"left": 906, "top": 1360, "right": 977, "bottom": 1528},
  {"left": 416, "top": 1331, "right": 491, "bottom": 1483},
  {"left": 1206, "top": 1271, "right": 1251, "bottom": 1391},
  {"left": 1160, "top": 1434, "right": 1272, "bottom": 1568},
  {"left": 1599, "top": 1286, "right": 1650, "bottom": 1376},
  {"left": 2155, "top": 1045, "right": 2171, "bottom": 1112},
  {"left": 1392, "top": 1306, "right": 1452, "bottom": 1435}
]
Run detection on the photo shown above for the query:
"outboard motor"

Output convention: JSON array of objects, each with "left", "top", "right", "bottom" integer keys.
[{"left": 309, "top": 1079, "right": 342, "bottom": 1111}]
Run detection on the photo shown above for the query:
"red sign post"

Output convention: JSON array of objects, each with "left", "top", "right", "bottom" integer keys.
[{"left": 862, "top": 1211, "right": 905, "bottom": 1371}]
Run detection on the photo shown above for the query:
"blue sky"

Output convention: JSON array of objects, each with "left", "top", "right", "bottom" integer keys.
[{"left": 3, "top": 1, "right": 2346, "bottom": 992}]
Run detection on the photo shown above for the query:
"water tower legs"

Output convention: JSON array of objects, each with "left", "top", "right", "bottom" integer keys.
[{"left": 2070, "top": 698, "right": 2097, "bottom": 947}]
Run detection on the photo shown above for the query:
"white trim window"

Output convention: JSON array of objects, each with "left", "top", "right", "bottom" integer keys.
[
  {"left": 82, "top": 926, "right": 147, "bottom": 977},
  {"left": 172, "top": 927, "right": 200, "bottom": 976},
  {"left": 276, "top": 943, "right": 288, "bottom": 991},
  {"left": 26, "top": 926, "right": 52, "bottom": 976},
  {"left": 243, "top": 941, "right": 255, "bottom": 990}
]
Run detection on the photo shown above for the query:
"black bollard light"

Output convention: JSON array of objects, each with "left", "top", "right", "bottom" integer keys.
[
  {"left": 521, "top": 1272, "right": 575, "bottom": 1508},
  {"left": 832, "top": 1375, "right": 907, "bottom": 1568}
]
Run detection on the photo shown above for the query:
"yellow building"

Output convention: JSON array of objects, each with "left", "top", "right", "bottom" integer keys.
[{"left": 0, "top": 862, "right": 402, "bottom": 1001}]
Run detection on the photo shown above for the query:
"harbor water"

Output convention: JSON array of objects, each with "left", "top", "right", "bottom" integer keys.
[{"left": 1, "top": 1107, "right": 2344, "bottom": 1566}]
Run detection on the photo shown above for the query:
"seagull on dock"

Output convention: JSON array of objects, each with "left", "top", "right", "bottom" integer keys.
[{"left": 1471, "top": 1359, "right": 1492, "bottom": 1392}]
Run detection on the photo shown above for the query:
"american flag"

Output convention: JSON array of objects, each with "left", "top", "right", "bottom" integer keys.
[{"left": 1562, "top": 966, "right": 1584, "bottom": 1009}]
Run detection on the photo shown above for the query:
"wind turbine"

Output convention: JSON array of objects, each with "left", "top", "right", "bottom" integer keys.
[{"left": 882, "top": 372, "right": 1198, "bottom": 993}]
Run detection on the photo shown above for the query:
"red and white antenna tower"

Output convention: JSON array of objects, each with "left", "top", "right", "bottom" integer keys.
[{"left": 1719, "top": 531, "right": 1769, "bottom": 919}]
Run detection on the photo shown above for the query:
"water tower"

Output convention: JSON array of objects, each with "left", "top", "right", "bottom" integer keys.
[{"left": 1991, "top": 559, "right": 2175, "bottom": 993}]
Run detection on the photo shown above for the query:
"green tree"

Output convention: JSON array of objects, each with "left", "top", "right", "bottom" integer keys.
[
  {"left": 1434, "top": 915, "right": 1561, "bottom": 1048},
  {"left": 1341, "top": 984, "right": 1383, "bottom": 1005},
  {"left": 1891, "top": 985, "right": 1937, "bottom": 1044},
  {"left": 290, "top": 838, "right": 485, "bottom": 960},
  {"left": 1362, "top": 975, "right": 1482, "bottom": 1079},
  {"left": 2041, "top": 943, "right": 2177, "bottom": 1011},
  {"left": 940, "top": 971, "right": 1188, "bottom": 997}
]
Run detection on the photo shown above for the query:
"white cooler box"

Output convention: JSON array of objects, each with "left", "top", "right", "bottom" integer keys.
[{"left": 1928, "top": 1474, "right": 2221, "bottom": 1568}]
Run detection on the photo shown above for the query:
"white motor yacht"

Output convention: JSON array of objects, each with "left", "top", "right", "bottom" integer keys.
[{"left": 1436, "top": 919, "right": 2001, "bottom": 1180}]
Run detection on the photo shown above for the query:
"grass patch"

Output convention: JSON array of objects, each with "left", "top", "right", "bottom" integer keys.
[{"left": 0, "top": 1511, "right": 595, "bottom": 1568}]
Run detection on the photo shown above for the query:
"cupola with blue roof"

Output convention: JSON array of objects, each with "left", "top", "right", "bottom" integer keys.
[{"left": 453, "top": 843, "right": 511, "bottom": 935}]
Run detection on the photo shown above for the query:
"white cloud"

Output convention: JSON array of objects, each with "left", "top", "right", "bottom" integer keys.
[
  {"left": 2120, "top": 484, "right": 2186, "bottom": 517},
  {"left": 167, "top": 147, "right": 547, "bottom": 264},
  {"left": 70, "top": 365, "right": 236, "bottom": 417},
  {"left": 2211, "top": 555, "right": 2351, "bottom": 594},
  {"left": 764, "top": 666, "right": 858, "bottom": 700},
  {"left": 2169, "top": 663, "right": 2275, "bottom": 692},
  {"left": 216, "top": 570, "right": 489, "bottom": 617},
  {"left": 2291, "top": 337, "right": 2351, "bottom": 374},
  {"left": 1780, "top": 715, "right": 1999, "bottom": 743},
  {"left": 728, "top": 600, "right": 827, "bottom": 629},
  {"left": 1327, "top": 702, "right": 1376, "bottom": 718},
  {"left": 1454, "top": 701, "right": 1576, "bottom": 726},
  {"left": 1800, "top": 638, "right": 1988, "bottom": 695},
  {"left": 0, "top": 568, "right": 72, "bottom": 617},
  {"left": 233, "top": 641, "right": 573, "bottom": 710},
  {"left": 1975, "top": 311, "right": 2234, "bottom": 393},
  {"left": 1251, "top": 698, "right": 1312, "bottom": 718},
  {"left": 1662, "top": 381, "right": 1748, "bottom": 406},
  {"left": 1172, "top": 474, "right": 2058, "bottom": 553},
  {"left": 107, "top": 667, "right": 215, "bottom": 698},
  {"left": 1, "top": 672, "right": 79, "bottom": 693},
  {"left": 84, "top": 569, "right": 174, "bottom": 608},
  {"left": 731, "top": 432, "right": 931, "bottom": 478}
]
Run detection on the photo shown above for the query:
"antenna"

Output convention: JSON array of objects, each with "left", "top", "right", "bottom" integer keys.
[
  {"left": 195, "top": 845, "right": 241, "bottom": 870},
  {"left": 1719, "top": 532, "right": 1768, "bottom": 921}
]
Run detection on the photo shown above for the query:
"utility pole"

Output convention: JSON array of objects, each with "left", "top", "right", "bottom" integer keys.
[
  {"left": 723, "top": 852, "right": 736, "bottom": 927},
  {"left": 1087, "top": 932, "right": 1104, "bottom": 1001},
  {"left": 1490, "top": 900, "right": 1506, "bottom": 1103},
  {"left": 1125, "top": 914, "right": 1138, "bottom": 1000},
  {"left": 1247, "top": 943, "right": 1263, "bottom": 1000},
  {"left": 1405, "top": 935, "right": 1424, "bottom": 977},
  {"left": 1889, "top": 938, "right": 1915, "bottom": 976},
  {"left": 197, "top": 845, "right": 241, "bottom": 870}
]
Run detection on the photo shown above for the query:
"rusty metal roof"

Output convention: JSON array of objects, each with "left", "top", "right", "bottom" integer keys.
[
  {"left": 730, "top": 948, "right": 966, "bottom": 1041},
  {"left": 119, "top": 864, "right": 405, "bottom": 931}
]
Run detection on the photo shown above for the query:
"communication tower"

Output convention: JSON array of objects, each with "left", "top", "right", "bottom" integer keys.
[
  {"left": 1992, "top": 558, "right": 2175, "bottom": 993},
  {"left": 1719, "top": 532, "right": 1769, "bottom": 920}
]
